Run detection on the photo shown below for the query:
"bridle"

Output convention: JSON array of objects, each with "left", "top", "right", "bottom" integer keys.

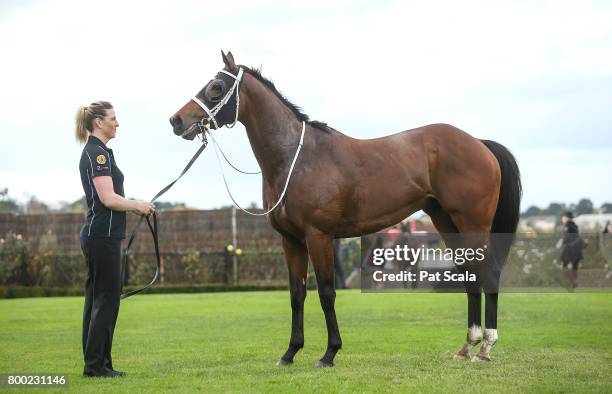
[
  {"left": 184, "top": 67, "right": 244, "bottom": 136},
  {"left": 184, "top": 66, "right": 305, "bottom": 217}
]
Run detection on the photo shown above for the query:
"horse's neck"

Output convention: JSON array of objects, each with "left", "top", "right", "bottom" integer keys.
[{"left": 239, "top": 76, "right": 304, "bottom": 186}]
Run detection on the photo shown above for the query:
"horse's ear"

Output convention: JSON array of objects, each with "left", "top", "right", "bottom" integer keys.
[{"left": 221, "top": 50, "right": 237, "bottom": 71}]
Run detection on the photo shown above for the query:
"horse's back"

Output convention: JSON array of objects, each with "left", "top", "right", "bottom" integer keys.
[{"left": 330, "top": 123, "right": 500, "bottom": 232}]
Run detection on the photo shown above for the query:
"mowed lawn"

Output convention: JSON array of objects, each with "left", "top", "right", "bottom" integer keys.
[{"left": 1, "top": 290, "right": 611, "bottom": 393}]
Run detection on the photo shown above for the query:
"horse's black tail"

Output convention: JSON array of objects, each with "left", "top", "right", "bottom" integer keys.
[{"left": 480, "top": 140, "right": 522, "bottom": 265}]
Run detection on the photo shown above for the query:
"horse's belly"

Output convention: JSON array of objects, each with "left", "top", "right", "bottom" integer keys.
[{"left": 335, "top": 193, "right": 427, "bottom": 237}]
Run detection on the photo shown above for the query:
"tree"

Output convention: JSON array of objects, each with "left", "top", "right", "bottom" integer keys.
[
  {"left": 58, "top": 196, "right": 87, "bottom": 213},
  {"left": 600, "top": 203, "right": 612, "bottom": 213},
  {"left": 575, "top": 198, "right": 594, "bottom": 216},
  {"left": 542, "top": 202, "right": 567, "bottom": 216},
  {"left": 523, "top": 205, "right": 541, "bottom": 217},
  {"left": 0, "top": 187, "right": 20, "bottom": 214},
  {"left": 24, "top": 196, "right": 50, "bottom": 214},
  {"left": 154, "top": 201, "right": 187, "bottom": 211}
]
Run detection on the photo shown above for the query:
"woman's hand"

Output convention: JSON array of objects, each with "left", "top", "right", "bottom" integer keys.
[{"left": 133, "top": 200, "right": 155, "bottom": 216}]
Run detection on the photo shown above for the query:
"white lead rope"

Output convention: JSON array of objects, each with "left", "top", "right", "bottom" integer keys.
[{"left": 209, "top": 121, "right": 306, "bottom": 216}]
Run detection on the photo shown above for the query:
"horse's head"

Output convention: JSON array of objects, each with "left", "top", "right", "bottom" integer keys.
[{"left": 170, "top": 51, "right": 241, "bottom": 140}]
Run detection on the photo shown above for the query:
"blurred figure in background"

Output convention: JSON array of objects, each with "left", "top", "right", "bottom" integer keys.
[{"left": 560, "top": 212, "right": 587, "bottom": 289}]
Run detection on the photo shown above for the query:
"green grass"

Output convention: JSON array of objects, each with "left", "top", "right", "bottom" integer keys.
[{"left": 1, "top": 291, "right": 611, "bottom": 393}]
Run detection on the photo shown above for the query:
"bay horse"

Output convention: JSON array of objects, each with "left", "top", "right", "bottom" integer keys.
[{"left": 169, "top": 51, "right": 521, "bottom": 367}]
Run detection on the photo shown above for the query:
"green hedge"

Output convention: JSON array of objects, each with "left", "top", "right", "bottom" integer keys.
[{"left": 0, "top": 284, "right": 297, "bottom": 299}]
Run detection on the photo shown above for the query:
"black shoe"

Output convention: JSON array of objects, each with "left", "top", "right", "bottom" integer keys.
[
  {"left": 83, "top": 369, "right": 125, "bottom": 378},
  {"left": 106, "top": 368, "right": 126, "bottom": 377}
]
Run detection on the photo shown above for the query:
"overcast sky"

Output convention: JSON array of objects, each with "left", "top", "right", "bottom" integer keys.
[{"left": 1, "top": 0, "right": 611, "bottom": 213}]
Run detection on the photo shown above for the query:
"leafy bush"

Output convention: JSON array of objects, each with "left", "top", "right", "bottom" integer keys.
[{"left": 0, "top": 232, "right": 27, "bottom": 285}]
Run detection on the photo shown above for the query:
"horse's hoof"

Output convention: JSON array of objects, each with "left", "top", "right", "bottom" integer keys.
[
  {"left": 276, "top": 358, "right": 293, "bottom": 366},
  {"left": 315, "top": 360, "right": 334, "bottom": 368},
  {"left": 453, "top": 352, "right": 470, "bottom": 361},
  {"left": 471, "top": 353, "right": 492, "bottom": 362}
]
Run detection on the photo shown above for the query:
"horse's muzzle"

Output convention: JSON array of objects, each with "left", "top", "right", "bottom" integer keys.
[{"left": 170, "top": 115, "right": 184, "bottom": 136}]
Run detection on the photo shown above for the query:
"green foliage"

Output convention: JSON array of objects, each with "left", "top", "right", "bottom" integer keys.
[
  {"left": 0, "top": 187, "right": 20, "bottom": 213},
  {"left": 154, "top": 201, "right": 188, "bottom": 211},
  {"left": 57, "top": 196, "right": 87, "bottom": 213},
  {"left": 181, "top": 250, "right": 211, "bottom": 283},
  {"left": 23, "top": 196, "right": 50, "bottom": 214},
  {"left": 236, "top": 251, "right": 286, "bottom": 283},
  {"left": 523, "top": 205, "right": 542, "bottom": 217},
  {"left": 600, "top": 202, "right": 612, "bottom": 213},
  {"left": 575, "top": 198, "right": 594, "bottom": 215},
  {"left": 0, "top": 233, "right": 288, "bottom": 289},
  {"left": 0, "top": 284, "right": 287, "bottom": 298},
  {"left": 0, "top": 233, "right": 27, "bottom": 285},
  {"left": 0, "top": 232, "right": 84, "bottom": 287},
  {"left": 522, "top": 199, "right": 612, "bottom": 217},
  {"left": 503, "top": 234, "right": 612, "bottom": 288},
  {"left": 0, "top": 199, "right": 20, "bottom": 213}
]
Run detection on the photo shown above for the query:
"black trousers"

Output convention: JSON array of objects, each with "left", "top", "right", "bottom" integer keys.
[{"left": 81, "top": 237, "right": 122, "bottom": 374}]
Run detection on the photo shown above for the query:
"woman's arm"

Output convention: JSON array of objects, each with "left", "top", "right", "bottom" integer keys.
[{"left": 93, "top": 176, "right": 154, "bottom": 215}]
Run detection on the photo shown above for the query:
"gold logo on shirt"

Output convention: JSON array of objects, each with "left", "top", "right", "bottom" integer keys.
[{"left": 96, "top": 155, "right": 106, "bottom": 165}]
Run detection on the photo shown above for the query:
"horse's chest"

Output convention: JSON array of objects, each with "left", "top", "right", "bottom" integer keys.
[{"left": 268, "top": 206, "right": 303, "bottom": 239}]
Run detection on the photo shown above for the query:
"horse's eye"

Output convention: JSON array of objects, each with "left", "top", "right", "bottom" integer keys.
[{"left": 205, "top": 80, "right": 225, "bottom": 102}]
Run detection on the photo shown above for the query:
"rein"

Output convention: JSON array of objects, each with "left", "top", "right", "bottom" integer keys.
[{"left": 120, "top": 136, "right": 208, "bottom": 299}]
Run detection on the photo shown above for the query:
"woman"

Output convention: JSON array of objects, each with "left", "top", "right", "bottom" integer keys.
[{"left": 75, "top": 101, "right": 155, "bottom": 378}]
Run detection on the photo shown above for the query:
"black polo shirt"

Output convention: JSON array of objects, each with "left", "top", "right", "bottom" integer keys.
[{"left": 79, "top": 136, "right": 126, "bottom": 239}]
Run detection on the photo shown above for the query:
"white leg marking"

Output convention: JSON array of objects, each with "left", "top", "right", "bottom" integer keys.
[
  {"left": 468, "top": 325, "right": 484, "bottom": 345},
  {"left": 454, "top": 325, "right": 482, "bottom": 360},
  {"left": 472, "top": 328, "right": 498, "bottom": 362}
]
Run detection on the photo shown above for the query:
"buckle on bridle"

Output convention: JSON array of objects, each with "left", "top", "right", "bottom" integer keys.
[{"left": 196, "top": 124, "right": 209, "bottom": 146}]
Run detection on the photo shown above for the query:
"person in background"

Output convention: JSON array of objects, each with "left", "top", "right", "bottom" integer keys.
[
  {"left": 560, "top": 211, "right": 586, "bottom": 289},
  {"left": 76, "top": 101, "right": 155, "bottom": 378}
]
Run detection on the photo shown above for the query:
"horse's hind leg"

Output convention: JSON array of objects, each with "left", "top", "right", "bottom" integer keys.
[
  {"left": 306, "top": 233, "right": 342, "bottom": 368},
  {"left": 472, "top": 269, "right": 501, "bottom": 362},
  {"left": 277, "top": 235, "right": 309, "bottom": 365},
  {"left": 470, "top": 293, "right": 499, "bottom": 362},
  {"left": 423, "top": 200, "right": 484, "bottom": 360},
  {"left": 455, "top": 290, "right": 483, "bottom": 360}
]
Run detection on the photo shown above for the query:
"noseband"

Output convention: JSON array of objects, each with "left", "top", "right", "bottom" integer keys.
[{"left": 187, "top": 67, "right": 244, "bottom": 136}]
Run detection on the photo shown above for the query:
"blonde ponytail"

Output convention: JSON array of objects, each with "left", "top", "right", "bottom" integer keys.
[
  {"left": 75, "top": 106, "right": 89, "bottom": 143},
  {"left": 74, "top": 101, "right": 113, "bottom": 144}
]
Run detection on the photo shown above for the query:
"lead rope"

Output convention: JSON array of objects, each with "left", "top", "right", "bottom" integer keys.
[
  {"left": 121, "top": 138, "right": 208, "bottom": 299},
  {"left": 209, "top": 121, "right": 305, "bottom": 216}
]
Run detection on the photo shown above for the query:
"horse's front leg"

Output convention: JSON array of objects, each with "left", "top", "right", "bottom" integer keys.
[
  {"left": 277, "top": 235, "right": 309, "bottom": 365},
  {"left": 306, "top": 233, "right": 342, "bottom": 367}
]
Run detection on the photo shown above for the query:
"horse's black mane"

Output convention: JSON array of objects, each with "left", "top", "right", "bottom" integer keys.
[{"left": 241, "top": 66, "right": 333, "bottom": 133}]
